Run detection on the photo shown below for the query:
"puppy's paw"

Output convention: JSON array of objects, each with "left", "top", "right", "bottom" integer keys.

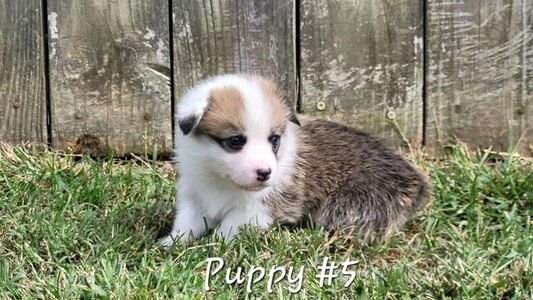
[
  {"left": 160, "top": 235, "right": 178, "bottom": 248},
  {"left": 160, "top": 230, "right": 200, "bottom": 248},
  {"left": 216, "top": 224, "right": 240, "bottom": 243}
]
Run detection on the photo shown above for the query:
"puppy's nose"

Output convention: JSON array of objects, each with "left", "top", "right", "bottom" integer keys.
[{"left": 256, "top": 168, "right": 271, "bottom": 182}]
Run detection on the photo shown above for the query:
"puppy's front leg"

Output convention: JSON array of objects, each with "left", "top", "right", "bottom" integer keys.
[
  {"left": 161, "top": 197, "right": 208, "bottom": 247},
  {"left": 217, "top": 206, "right": 272, "bottom": 241}
]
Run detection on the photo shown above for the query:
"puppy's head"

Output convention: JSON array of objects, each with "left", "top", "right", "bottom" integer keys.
[{"left": 177, "top": 74, "right": 299, "bottom": 191}]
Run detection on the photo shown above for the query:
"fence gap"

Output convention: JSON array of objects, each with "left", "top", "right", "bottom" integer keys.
[
  {"left": 41, "top": 0, "right": 52, "bottom": 148},
  {"left": 169, "top": 0, "right": 176, "bottom": 149},
  {"left": 422, "top": 0, "right": 428, "bottom": 147},
  {"left": 294, "top": 0, "right": 302, "bottom": 113}
]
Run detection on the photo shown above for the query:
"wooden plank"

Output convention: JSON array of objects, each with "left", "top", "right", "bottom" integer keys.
[
  {"left": 172, "top": 0, "right": 295, "bottom": 101},
  {"left": 299, "top": 0, "right": 425, "bottom": 149},
  {"left": 0, "top": 0, "right": 47, "bottom": 146},
  {"left": 426, "top": 0, "right": 533, "bottom": 156},
  {"left": 47, "top": 0, "right": 172, "bottom": 156}
]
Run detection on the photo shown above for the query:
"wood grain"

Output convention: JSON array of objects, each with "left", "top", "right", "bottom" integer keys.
[
  {"left": 172, "top": 0, "right": 296, "bottom": 102},
  {"left": 299, "top": 0, "right": 425, "bottom": 149},
  {"left": 426, "top": 0, "right": 533, "bottom": 156},
  {"left": 47, "top": 0, "right": 172, "bottom": 156},
  {"left": 0, "top": 1, "right": 47, "bottom": 146}
]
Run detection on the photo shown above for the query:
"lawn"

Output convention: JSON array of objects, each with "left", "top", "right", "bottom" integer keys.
[{"left": 0, "top": 143, "right": 531, "bottom": 299}]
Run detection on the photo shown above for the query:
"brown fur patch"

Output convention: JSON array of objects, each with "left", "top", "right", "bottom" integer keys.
[
  {"left": 197, "top": 86, "right": 246, "bottom": 138},
  {"left": 265, "top": 118, "right": 430, "bottom": 242}
]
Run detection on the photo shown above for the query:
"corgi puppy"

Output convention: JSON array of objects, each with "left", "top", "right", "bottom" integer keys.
[{"left": 161, "top": 74, "right": 429, "bottom": 246}]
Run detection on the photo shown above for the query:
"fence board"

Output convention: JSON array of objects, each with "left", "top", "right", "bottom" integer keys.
[
  {"left": 426, "top": 0, "right": 533, "bottom": 156},
  {"left": 47, "top": 0, "right": 172, "bottom": 156},
  {"left": 172, "top": 0, "right": 295, "bottom": 101},
  {"left": 0, "top": 1, "right": 47, "bottom": 146},
  {"left": 299, "top": 0, "right": 424, "bottom": 149}
]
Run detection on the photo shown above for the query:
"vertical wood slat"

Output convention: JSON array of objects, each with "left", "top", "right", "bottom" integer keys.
[
  {"left": 47, "top": 0, "right": 172, "bottom": 156},
  {"left": 172, "top": 0, "right": 296, "bottom": 101},
  {"left": 426, "top": 0, "right": 533, "bottom": 156},
  {"left": 299, "top": 0, "right": 425, "bottom": 149},
  {"left": 0, "top": 0, "right": 47, "bottom": 146}
]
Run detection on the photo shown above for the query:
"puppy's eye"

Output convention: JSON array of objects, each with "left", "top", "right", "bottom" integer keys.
[
  {"left": 226, "top": 135, "right": 246, "bottom": 150},
  {"left": 268, "top": 134, "right": 281, "bottom": 149}
]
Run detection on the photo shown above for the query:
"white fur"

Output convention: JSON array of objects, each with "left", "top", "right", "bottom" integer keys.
[{"left": 161, "top": 75, "right": 298, "bottom": 246}]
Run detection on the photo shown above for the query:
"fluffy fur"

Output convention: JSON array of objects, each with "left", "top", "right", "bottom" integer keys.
[{"left": 161, "top": 74, "right": 429, "bottom": 246}]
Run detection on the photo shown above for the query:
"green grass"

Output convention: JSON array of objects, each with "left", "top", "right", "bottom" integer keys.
[{"left": 0, "top": 144, "right": 531, "bottom": 299}]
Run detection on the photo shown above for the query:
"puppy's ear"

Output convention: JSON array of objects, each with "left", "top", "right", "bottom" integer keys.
[
  {"left": 288, "top": 107, "right": 300, "bottom": 126},
  {"left": 284, "top": 99, "right": 300, "bottom": 126},
  {"left": 178, "top": 115, "right": 201, "bottom": 135},
  {"left": 177, "top": 84, "right": 211, "bottom": 135}
]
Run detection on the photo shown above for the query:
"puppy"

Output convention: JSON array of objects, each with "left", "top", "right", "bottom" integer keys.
[{"left": 161, "top": 74, "right": 429, "bottom": 246}]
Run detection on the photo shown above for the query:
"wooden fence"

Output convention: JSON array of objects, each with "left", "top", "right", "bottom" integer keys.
[{"left": 1, "top": 0, "right": 531, "bottom": 157}]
